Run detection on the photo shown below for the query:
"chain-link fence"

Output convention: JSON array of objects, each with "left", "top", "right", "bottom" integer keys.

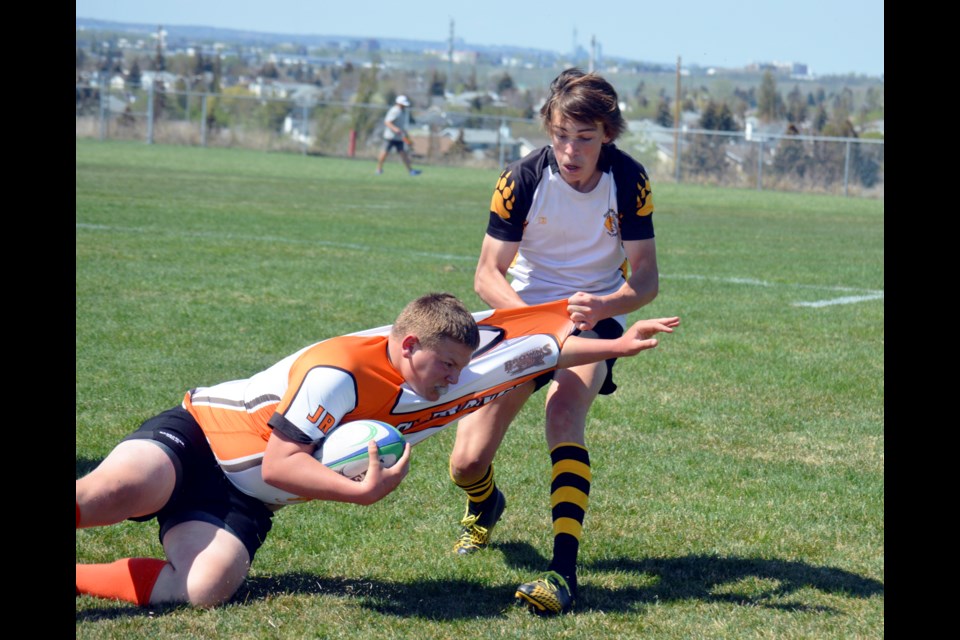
[{"left": 77, "top": 81, "right": 883, "bottom": 199}]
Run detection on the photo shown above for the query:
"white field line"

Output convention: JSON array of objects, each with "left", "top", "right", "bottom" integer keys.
[
  {"left": 792, "top": 293, "right": 884, "bottom": 308},
  {"left": 663, "top": 273, "right": 883, "bottom": 307},
  {"left": 77, "top": 223, "right": 884, "bottom": 306}
]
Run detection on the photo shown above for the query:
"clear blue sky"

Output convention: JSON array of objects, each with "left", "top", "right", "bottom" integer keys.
[{"left": 75, "top": 0, "right": 884, "bottom": 78}]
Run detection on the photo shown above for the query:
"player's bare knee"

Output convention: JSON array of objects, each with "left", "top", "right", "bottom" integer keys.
[
  {"left": 187, "top": 581, "right": 240, "bottom": 608},
  {"left": 449, "top": 455, "right": 488, "bottom": 484},
  {"left": 162, "top": 521, "right": 251, "bottom": 607},
  {"left": 184, "top": 566, "right": 246, "bottom": 608},
  {"left": 544, "top": 410, "right": 587, "bottom": 443}
]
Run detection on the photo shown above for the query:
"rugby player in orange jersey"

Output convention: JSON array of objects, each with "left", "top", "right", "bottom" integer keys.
[{"left": 76, "top": 292, "right": 678, "bottom": 608}]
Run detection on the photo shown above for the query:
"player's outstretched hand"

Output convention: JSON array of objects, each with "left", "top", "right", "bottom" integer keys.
[
  {"left": 620, "top": 316, "right": 681, "bottom": 355},
  {"left": 359, "top": 440, "right": 411, "bottom": 504}
]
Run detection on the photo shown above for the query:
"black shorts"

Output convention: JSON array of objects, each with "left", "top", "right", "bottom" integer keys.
[
  {"left": 122, "top": 406, "right": 274, "bottom": 562},
  {"left": 383, "top": 138, "right": 405, "bottom": 153},
  {"left": 532, "top": 317, "right": 623, "bottom": 395}
]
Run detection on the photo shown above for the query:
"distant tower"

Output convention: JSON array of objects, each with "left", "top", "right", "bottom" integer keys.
[
  {"left": 572, "top": 27, "right": 577, "bottom": 58},
  {"left": 153, "top": 24, "right": 168, "bottom": 71},
  {"left": 589, "top": 35, "right": 596, "bottom": 72},
  {"left": 448, "top": 18, "right": 454, "bottom": 82}
]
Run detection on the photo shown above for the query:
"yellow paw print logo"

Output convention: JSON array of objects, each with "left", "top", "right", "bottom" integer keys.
[
  {"left": 635, "top": 170, "right": 654, "bottom": 217},
  {"left": 490, "top": 170, "right": 516, "bottom": 220}
]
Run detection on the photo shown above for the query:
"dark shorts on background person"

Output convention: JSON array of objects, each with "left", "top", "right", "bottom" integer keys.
[
  {"left": 532, "top": 316, "right": 624, "bottom": 395},
  {"left": 122, "top": 406, "right": 274, "bottom": 561},
  {"left": 383, "top": 139, "right": 405, "bottom": 152}
]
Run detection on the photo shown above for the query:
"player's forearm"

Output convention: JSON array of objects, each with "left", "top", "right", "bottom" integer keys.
[
  {"left": 602, "top": 268, "right": 659, "bottom": 317},
  {"left": 556, "top": 334, "right": 631, "bottom": 369},
  {"left": 263, "top": 453, "right": 376, "bottom": 504},
  {"left": 557, "top": 315, "right": 677, "bottom": 368},
  {"left": 598, "top": 238, "right": 660, "bottom": 318},
  {"left": 474, "top": 266, "right": 527, "bottom": 309},
  {"left": 262, "top": 434, "right": 394, "bottom": 505}
]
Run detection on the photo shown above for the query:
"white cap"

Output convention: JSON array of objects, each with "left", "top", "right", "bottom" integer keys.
[{"left": 396, "top": 95, "right": 411, "bottom": 106}]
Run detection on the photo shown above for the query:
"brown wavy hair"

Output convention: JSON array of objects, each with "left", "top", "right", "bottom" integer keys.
[{"left": 540, "top": 67, "right": 626, "bottom": 142}]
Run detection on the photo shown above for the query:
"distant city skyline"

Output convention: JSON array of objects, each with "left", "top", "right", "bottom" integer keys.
[{"left": 75, "top": 0, "right": 884, "bottom": 78}]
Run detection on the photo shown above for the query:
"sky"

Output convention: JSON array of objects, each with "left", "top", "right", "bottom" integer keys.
[{"left": 75, "top": 0, "right": 884, "bottom": 78}]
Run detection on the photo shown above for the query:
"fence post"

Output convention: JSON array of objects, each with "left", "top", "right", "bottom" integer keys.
[
  {"left": 498, "top": 117, "right": 506, "bottom": 168},
  {"left": 146, "top": 80, "right": 155, "bottom": 145},
  {"left": 301, "top": 103, "right": 309, "bottom": 155},
  {"left": 756, "top": 138, "right": 763, "bottom": 191},
  {"left": 98, "top": 75, "right": 107, "bottom": 141},
  {"left": 674, "top": 127, "right": 683, "bottom": 183},
  {"left": 843, "top": 139, "right": 851, "bottom": 197},
  {"left": 200, "top": 93, "right": 208, "bottom": 147}
]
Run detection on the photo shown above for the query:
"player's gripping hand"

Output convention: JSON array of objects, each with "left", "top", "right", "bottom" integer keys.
[
  {"left": 566, "top": 291, "right": 607, "bottom": 331},
  {"left": 618, "top": 317, "right": 681, "bottom": 355},
  {"left": 357, "top": 440, "right": 411, "bottom": 505}
]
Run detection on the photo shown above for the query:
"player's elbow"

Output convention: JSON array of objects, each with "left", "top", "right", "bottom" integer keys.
[
  {"left": 260, "top": 459, "right": 287, "bottom": 491},
  {"left": 474, "top": 262, "right": 503, "bottom": 295},
  {"left": 641, "top": 271, "right": 660, "bottom": 305},
  {"left": 472, "top": 269, "right": 488, "bottom": 298},
  {"left": 649, "top": 277, "right": 660, "bottom": 302},
  {"left": 260, "top": 462, "right": 275, "bottom": 484}
]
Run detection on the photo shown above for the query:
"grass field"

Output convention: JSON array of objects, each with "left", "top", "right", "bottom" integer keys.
[{"left": 76, "top": 138, "right": 884, "bottom": 639}]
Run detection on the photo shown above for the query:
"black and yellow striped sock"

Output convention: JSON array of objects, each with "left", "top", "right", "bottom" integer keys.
[
  {"left": 451, "top": 463, "right": 497, "bottom": 515},
  {"left": 546, "top": 443, "right": 590, "bottom": 592}
]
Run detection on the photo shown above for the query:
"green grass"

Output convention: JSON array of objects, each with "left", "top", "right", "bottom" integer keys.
[{"left": 76, "top": 138, "right": 884, "bottom": 639}]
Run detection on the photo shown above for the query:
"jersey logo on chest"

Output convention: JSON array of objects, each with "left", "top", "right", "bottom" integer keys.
[{"left": 603, "top": 209, "right": 620, "bottom": 237}]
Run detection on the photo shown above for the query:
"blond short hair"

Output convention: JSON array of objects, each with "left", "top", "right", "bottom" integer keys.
[{"left": 392, "top": 293, "right": 480, "bottom": 351}]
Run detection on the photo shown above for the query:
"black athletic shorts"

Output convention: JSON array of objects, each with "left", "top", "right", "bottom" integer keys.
[
  {"left": 122, "top": 406, "right": 274, "bottom": 562},
  {"left": 532, "top": 316, "right": 624, "bottom": 395},
  {"left": 383, "top": 138, "right": 405, "bottom": 152}
]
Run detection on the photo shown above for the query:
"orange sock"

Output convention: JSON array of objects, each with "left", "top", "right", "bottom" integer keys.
[{"left": 76, "top": 558, "right": 166, "bottom": 606}]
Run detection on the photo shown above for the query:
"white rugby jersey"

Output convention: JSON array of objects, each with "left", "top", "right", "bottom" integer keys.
[{"left": 487, "top": 145, "right": 655, "bottom": 327}]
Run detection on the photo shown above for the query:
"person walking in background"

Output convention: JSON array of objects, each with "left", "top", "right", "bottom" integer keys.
[
  {"left": 446, "top": 67, "right": 661, "bottom": 616},
  {"left": 375, "top": 95, "right": 421, "bottom": 176}
]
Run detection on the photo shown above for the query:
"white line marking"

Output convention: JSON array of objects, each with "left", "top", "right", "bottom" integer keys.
[
  {"left": 662, "top": 272, "right": 883, "bottom": 307},
  {"left": 793, "top": 293, "right": 884, "bottom": 308},
  {"left": 666, "top": 274, "right": 774, "bottom": 286},
  {"left": 662, "top": 273, "right": 881, "bottom": 294}
]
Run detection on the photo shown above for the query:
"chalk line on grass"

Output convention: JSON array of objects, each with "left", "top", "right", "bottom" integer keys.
[
  {"left": 792, "top": 293, "right": 884, "bottom": 308},
  {"left": 660, "top": 273, "right": 883, "bottom": 308}
]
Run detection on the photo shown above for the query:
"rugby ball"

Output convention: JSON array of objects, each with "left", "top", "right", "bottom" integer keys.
[{"left": 315, "top": 419, "right": 406, "bottom": 481}]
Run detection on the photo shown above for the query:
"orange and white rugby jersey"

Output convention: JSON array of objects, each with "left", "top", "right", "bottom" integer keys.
[{"left": 182, "top": 299, "right": 574, "bottom": 505}]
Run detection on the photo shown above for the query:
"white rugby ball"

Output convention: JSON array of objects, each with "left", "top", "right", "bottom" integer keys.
[{"left": 315, "top": 419, "right": 406, "bottom": 481}]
